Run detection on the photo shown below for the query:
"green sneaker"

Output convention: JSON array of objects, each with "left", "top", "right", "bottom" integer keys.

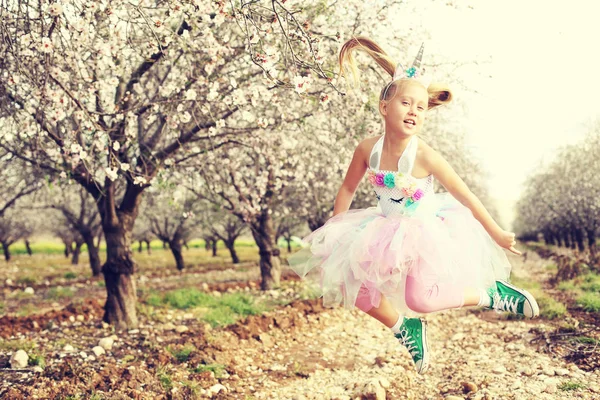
[
  {"left": 489, "top": 280, "right": 539, "bottom": 318},
  {"left": 394, "top": 317, "right": 429, "bottom": 374}
]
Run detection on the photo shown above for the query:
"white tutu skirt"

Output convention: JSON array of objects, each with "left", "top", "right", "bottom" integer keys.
[{"left": 288, "top": 193, "right": 512, "bottom": 315}]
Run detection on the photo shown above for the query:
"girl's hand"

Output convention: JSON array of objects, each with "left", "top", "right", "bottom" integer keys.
[{"left": 494, "top": 230, "right": 521, "bottom": 255}]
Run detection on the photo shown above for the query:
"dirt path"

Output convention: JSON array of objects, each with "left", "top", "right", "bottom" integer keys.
[{"left": 226, "top": 252, "right": 600, "bottom": 399}]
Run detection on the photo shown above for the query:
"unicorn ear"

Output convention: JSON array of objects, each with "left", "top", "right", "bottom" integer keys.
[
  {"left": 412, "top": 43, "right": 424, "bottom": 70},
  {"left": 392, "top": 62, "right": 405, "bottom": 80}
]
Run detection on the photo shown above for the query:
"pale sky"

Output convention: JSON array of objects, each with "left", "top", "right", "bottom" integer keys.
[{"left": 397, "top": 0, "right": 600, "bottom": 226}]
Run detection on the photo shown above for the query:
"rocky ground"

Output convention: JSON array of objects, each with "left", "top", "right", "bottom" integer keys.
[{"left": 0, "top": 249, "right": 599, "bottom": 399}]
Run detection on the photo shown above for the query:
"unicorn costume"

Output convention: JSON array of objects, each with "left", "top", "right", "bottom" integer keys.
[
  {"left": 289, "top": 40, "right": 538, "bottom": 375},
  {"left": 288, "top": 134, "right": 512, "bottom": 316}
]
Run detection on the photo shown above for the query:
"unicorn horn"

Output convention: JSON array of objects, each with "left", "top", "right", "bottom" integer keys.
[{"left": 412, "top": 43, "right": 425, "bottom": 70}]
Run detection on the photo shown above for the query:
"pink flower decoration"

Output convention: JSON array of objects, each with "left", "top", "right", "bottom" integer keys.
[
  {"left": 366, "top": 170, "right": 377, "bottom": 185},
  {"left": 413, "top": 189, "right": 424, "bottom": 201},
  {"left": 375, "top": 172, "right": 385, "bottom": 186},
  {"left": 402, "top": 187, "right": 415, "bottom": 197}
]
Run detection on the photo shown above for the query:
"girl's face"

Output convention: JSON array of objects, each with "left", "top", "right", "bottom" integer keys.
[{"left": 380, "top": 80, "right": 429, "bottom": 137}]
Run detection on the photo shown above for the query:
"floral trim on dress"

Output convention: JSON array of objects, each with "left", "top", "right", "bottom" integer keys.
[{"left": 366, "top": 169, "right": 425, "bottom": 206}]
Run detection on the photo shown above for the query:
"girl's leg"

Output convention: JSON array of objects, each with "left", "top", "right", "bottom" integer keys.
[
  {"left": 404, "top": 274, "right": 539, "bottom": 318},
  {"left": 355, "top": 284, "right": 429, "bottom": 374},
  {"left": 355, "top": 283, "right": 399, "bottom": 327}
]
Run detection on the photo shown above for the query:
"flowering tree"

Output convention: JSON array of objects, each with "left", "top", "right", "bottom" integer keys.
[
  {"left": 0, "top": 0, "right": 493, "bottom": 328},
  {"left": 0, "top": 206, "right": 36, "bottom": 261},
  {"left": 0, "top": 150, "right": 41, "bottom": 218},
  {"left": 0, "top": 0, "right": 317, "bottom": 328},
  {"left": 516, "top": 122, "right": 600, "bottom": 254},
  {"left": 142, "top": 185, "right": 198, "bottom": 271},
  {"left": 43, "top": 185, "right": 103, "bottom": 274},
  {"left": 197, "top": 203, "right": 247, "bottom": 264}
]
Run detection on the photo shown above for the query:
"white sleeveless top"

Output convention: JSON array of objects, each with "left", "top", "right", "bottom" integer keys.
[{"left": 367, "top": 135, "right": 435, "bottom": 217}]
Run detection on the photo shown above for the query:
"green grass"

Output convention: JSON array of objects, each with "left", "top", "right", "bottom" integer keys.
[
  {"left": 0, "top": 301, "right": 5, "bottom": 314},
  {"left": 569, "top": 336, "right": 600, "bottom": 345},
  {"left": 29, "top": 352, "right": 46, "bottom": 369},
  {"left": 558, "top": 381, "right": 586, "bottom": 391},
  {"left": 64, "top": 272, "right": 77, "bottom": 279},
  {"left": 577, "top": 292, "right": 600, "bottom": 312},
  {"left": 157, "top": 367, "right": 173, "bottom": 392},
  {"left": 167, "top": 344, "right": 195, "bottom": 362},
  {"left": 144, "top": 289, "right": 267, "bottom": 327},
  {"left": 0, "top": 238, "right": 262, "bottom": 255},
  {"left": 193, "top": 363, "right": 226, "bottom": 377},
  {"left": 510, "top": 275, "right": 567, "bottom": 319},
  {"left": 16, "top": 276, "right": 37, "bottom": 286},
  {"left": 556, "top": 272, "right": 600, "bottom": 312},
  {"left": 0, "top": 339, "right": 37, "bottom": 352},
  {"left": 45, "top": 287, "right": 75, "bottom": 300},
  {"left": 16, "top": 304, "right": 38, "bottom": 317}
]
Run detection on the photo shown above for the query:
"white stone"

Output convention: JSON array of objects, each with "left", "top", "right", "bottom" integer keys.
[
  {"left": 209, "top": 383, "right": 227, "bottom": 394},
  {"left": 92, "top": 346, "right": 106, "bottom": 356},
  {"left": 492, "top": 366, "right": 507, "bottom": 374},
  {"left": 555, "top": 368, "right": 569, "bottom": 376},
  {"left": 175, "top": 325, "right": 189, "bottom": 333},
  {"left": 445, "top": 396, "right": 465, "bottom": 400},
  {"left": 63, "top": 344, "right": 74, "bottom": 352},
  {"left": 24, "top": 287, "right": 34, "bottom": 294},
  {"left": 163, "top": 322, "right": 176, "bottom": 331},
  {"left": 32, "top": 366, "right": 43, "bottom": 373},
  {"left": 5, "top": 279, "right": 13, "bottom": 285},
  {"left": 79, "top": 351, "right": 88, "bottom": 359},
  {"left": 10, "top": 350, "right": 28, "bottom": 368},
  {"left": 98, "top": 337, "right": 114, "bottom": 351},
  {"left": 543, "top": 384, "right": 557, "bottom": 394}
]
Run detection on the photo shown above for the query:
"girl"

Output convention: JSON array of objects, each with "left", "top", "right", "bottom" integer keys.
[{"left": 288, "top": 37, "right": 539, "bottom": 375}]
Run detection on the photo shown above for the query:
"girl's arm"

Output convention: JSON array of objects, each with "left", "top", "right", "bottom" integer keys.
[
  {"left": 333, "top": 139, "right": 371, "bottom": 217},
  {"left": 421, "top": 142, "right": 521, "bottom": 255}
]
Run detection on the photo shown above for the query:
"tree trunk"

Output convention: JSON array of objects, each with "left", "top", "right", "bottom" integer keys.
[
  {"left": 71, "top": 242, "right": 83, "bottom": 265},
  {"left": 224, "top": 239, "right": 240, "bottom": 264},
  {"left": 183, "top": 240, "right": 189, "bottom": 250},
  {"left": 569, "top": 231, "right": 576, "bottom": 250},
  {"left": 102, "top": 219, "right": 138, "bottom": 331},
  {"left": 138, "top": 240, "right": 143, "bottom": 253},
  {"left": 169, "top": 239, "right": 185, "bottom": 271},
  {"left": 204, "top": 239, "right": 210, "bottom": 251},
  {"left": 24, "top": 239, "right": 33, "bottom": 256},
  {"left": 82, "top": 231, "right": 102, "bottom": 276},
  {"left": 286, "top": 237, "right": 292, "bottom": 253},
  {"left": 563, "top": 232, "right": 571, "bottom": 248},
  {"left": 163, "top": 241, "right": 168, "bottom": 249},
  {"left": 587, "top": 229, "right": 597, "bottom": 255},
  {"left": 2, "top": 242, "right": 10, "bottom": 262},
  {"left": 251, "top": 213, "right": 281, "bottom": 290},
  {"left": 64, "top": 241, "right": 72, "bottom": 258},
  {"left": 307, "top": 216, "right": 327, "bottom": 232},
  {"left": 145, "top": 240, "right": 152, "bottom": 254},
  {"left": 211, "top": 239, "right": 218, "bottom": 257},
  {"left": 574, "top": 228, "right": 585, "bottom": 252}
]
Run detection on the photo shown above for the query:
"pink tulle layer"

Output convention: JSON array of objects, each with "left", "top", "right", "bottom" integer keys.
[{"left": 288, "top": 193, "right": 511, "bottom": 315}]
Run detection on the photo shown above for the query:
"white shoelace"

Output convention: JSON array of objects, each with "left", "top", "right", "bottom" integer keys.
[
  {"left": 397, "top": 327, "right": 420, "bottom": 358},
  {"left": 492, "top": 291, "right": 519, "bottom": 314}
]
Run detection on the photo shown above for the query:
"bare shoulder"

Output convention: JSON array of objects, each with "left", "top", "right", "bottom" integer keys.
[
  {"left": 355, "top": 135, "right": 382, "bottom": 157},
  {"left": 416, "top": 137, "right": 436, "bottom": 157},
  {"left": 415, "top": 137, "right": 443, "bottom": 169}
]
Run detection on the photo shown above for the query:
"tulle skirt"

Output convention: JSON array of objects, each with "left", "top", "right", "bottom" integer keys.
[{"left": 287, "top": 193, "right": 511, "bottom": 315}]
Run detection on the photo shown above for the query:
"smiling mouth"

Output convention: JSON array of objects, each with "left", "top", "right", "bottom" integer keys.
[{"left": 404, "top": 119, "right": 416, "bottom": 126}]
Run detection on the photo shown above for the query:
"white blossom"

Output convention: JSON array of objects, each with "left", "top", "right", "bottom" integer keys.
[{"left": 105, "top": 167, "right": 119, "bottom": 181}]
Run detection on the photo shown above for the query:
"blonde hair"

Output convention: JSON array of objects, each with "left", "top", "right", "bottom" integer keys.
[{"left": 338, "top": 36, "right": 452, "bottom": 110}]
